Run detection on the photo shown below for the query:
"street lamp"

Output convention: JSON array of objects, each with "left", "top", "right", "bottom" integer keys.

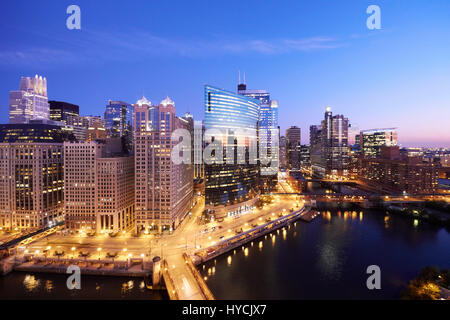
[{"left": 97, "top": 247, "right": 102, "bottom": 260}]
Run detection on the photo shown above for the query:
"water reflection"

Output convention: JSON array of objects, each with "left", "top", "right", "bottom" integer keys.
[
  {"left": 200, "top": 209, "right": 450, "bottom": 300},
  {"left": 23, "top": 274, "right": 40, "bottom": 292}
]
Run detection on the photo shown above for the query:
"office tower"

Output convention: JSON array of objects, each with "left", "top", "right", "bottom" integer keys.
[
  {"left": 204, "top": 85, "right": 260, "bottom": 217},
  {"left": 9, "top": 75, "right": 50, "bottom": 124},
  {"left": 0, "top": 132, "right": 64, "bottom": 230},
  {"left": 320, "top": 107, "right": 349, "bottom": 178},
  {"left": 49, "top": 101, "right": 79, "bottom": 123},
  {"left": 286, "top": 126, "right": 301, "bottom": 172},
  {"left": 360, "top": 128, "right": 398, "bottom": 158},
  {"left": 300, "top": 145, "right": 310, "bottom": 168},
  {"left": 64, "top": 140, "right": 134, "bottom": 233},
  {"left": 193, "top": 120, "right": 205, "bottom": 179},
  {"left": 104, "top": 100, "right": 134, "bottom": 153},
  {"left": 238, "top": 78, "right": 279, "bottom": 191},
  {"left": 359, "top": 146, "right": 438, "bottom": 194},
  {"left": 279, "top": 136, "right": 287, "bottom": 169},
  {"left": 309, "top": 124, "right": 323, "bottom": 174},
  {"left": 134, "top": 96, "right": 193, "bottom": 233}
]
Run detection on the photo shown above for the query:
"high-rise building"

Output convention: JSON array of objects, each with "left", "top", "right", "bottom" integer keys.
[
  {"left": 238, "top": 78, "right": 279, "bottom": 191},
  {"left": 104, "top": 100, "right": 134, "bottom": 153},
  {"left": 204, "top": 85, "right": 260, "bottom": 217},
  {"left": 286, "top": 126, "right": 301, "bottom": 172},
  {"left": 9, "top": 75, "right": 50, "bottom": 124},
  {"left": 299, "top": 145, "right": 310, "bottom": 168},
  {"left": 279, "top": 136, "right": 287, "bottom": 170},
  {"left": 134, "top": 96, "right": 193, "bottom": 233},
  {"left": 49, "top": 101, "right": 79, "bottom": 124},
  {"left": 309, "top": 124, "right": 323, "bottom": 173},
  {"left": 320, "top": 107, "right": 349, "bottom": 178},
  {"left": 360, "top": 128, "right": 397, "bottom": 158},
  {"left": 0, "top": 132, "right": 64, "bottom": 230},
  {"left": 64, "top": 140, "right": 134, "bottom": 233}
]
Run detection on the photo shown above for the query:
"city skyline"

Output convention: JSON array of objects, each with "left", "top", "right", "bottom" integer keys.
[{"left": 1, "top": 1, "right": 450, "bottom": 147}]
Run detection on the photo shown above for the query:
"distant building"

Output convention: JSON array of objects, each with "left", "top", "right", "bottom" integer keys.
[
  {"left": 9, "top": 75, "right": 49, "bottom": 124},
  {"left": 84, "top": 116, "right": 106, "bottom": 141},
  {"left": 286, "top": 126, "right": 301, "bottom": 172},
  {"left": 311, "top": 107, "right": 349, "bottom": 178},
  {"left": 134, "top": 96, "right": 193, "bottom": 233},
  {"left": 279, "top": 136, "right": 287, "bottom": 170},
  {"left": 238, "top": 78, "right": 279, "bottom": 191},
  {"left": 359, "top": 146, "right": 438, "bottom": 194},
  {"left": 0, "top": 122, "right": 76, "bottom": 143},
  {"left": 64, "top": 140, "right": 135, "bottom": 233},
  {"left": 49, "top": 101, "right": 79, "bottom": 124},
  {"left": 0, "top": 141, "right": 64, "bottom": 230},
  {"left": 360, "top": 128, "right": 397, "bottom": 158},
  {"left": 299, "top": 145, "right": 310, "bottom": 168},
  {"left": 104, "top": 100, "right": 134, "bottom": 153},
  {"left": 204, "top": 85, "right": 260, "bottom": 217}
]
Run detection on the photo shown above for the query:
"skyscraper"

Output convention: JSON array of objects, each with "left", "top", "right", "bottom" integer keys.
[
  {"left": 0, "top": 130, "right": 65, "bottom": 230},
  {"left": 320, "top": 107, "right": 349, "bottom": 178},
  {"left": 134, "top": 96, "right": 193, "bottom": 233},
  {"left": 204, "top": 85, "right": 260, "bottom": 217},
  {"left": 286, "top": 126, "right": 301, "bottom": 172},
  {"left": 104, "top": 101, "right": 134, "bottom": 154},
  {"left": 238, "top": 78, "right": 279, "bottom": 191},
  {"left": 9, "top": 75, "right": 50, "bottom": 124}
]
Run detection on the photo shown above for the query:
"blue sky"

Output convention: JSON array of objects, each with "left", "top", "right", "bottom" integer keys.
[{"left": 1, "top": 0, "right": 450, "bottom": 147}]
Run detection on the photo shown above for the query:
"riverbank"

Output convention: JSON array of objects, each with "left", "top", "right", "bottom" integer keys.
[{"left": 193, "top": 207, "right": 317, "bottom": 265}]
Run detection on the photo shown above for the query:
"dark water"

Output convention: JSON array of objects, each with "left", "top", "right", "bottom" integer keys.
[
  {"left": 0, "top": 272, "right": 168, "bottom": 300},
  {"left": 200, "top": 209, "right": 450, "bottom": 299}
]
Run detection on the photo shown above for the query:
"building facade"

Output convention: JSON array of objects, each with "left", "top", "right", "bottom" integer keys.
[
  {"left": 9, "top": 75, "right": 49, "bottom": 124},
  {"left": 204, "top": 85, "right": 260, "bottom": 217},
  {"left": 49, "top": 101, "right": 79, "bottom": 124},
  {"left": 315, "top": 107, "right": 349, "bottom": 178},
  {"left": 360, "top": 128, "right": 397, "bottom": 158},
  {"left": 64, "top": 140, "right": 135, "bottom": 233},
  {"left": 104, "top": 100, "right": 134, "bottom": 154},
  {"left": 134, "top": 96, "right": 193, "bottom": 232},
  {"left": 0, "top": 142, "right": 64, "bottom": 230},
  {"left": 286, "top": 126, "right": 301, "bottom": 172},
  {"left": 238, "top": 81, "right": 279, "bottom": 191},
  {"left": 359, "top": 146, "right": 438, "bottom": 194}
]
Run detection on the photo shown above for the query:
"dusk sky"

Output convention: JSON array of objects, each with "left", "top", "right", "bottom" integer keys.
[{"left": 1, "top": 0, "right": 450, "bottom": 147}]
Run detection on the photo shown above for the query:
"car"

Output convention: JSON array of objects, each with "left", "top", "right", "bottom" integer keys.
[
  {"left": 219, "top": 236, "right": 225, "bottom": 240},
  {"left": 218, "top": 226, "right": 223, "bottom": 230}
]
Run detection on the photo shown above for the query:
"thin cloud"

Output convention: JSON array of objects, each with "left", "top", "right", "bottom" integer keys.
[{"left": 0, "top": 28, "right": 346, "bottom": 67}]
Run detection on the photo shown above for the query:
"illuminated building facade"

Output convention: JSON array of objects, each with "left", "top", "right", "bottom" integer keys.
[
  {"left": 104, "top": 100, "right": 134, "bottom": 153},
  {"left": 360, "top": 128, "right": 397, "bottom": 158},
  {"left": 49, "top": 101, "right": 79, "bottom": 124},
  {"left": 238, "top": 80, "right": 279, "bottom": 191},
  {"left": 204, "top": 85, "right": 260, "bottom": 217},
  {"left": 286, "top": 126, "right": 301, "bottom": 172},
  {"left": 9, "top": 75, "right": 50, "bottom": 124},
  {"left": 134, "top": 96, "right": 193, "bottom": 232},
  {"left": 64, "top": 140, "right": 135, "bottom": 232},
  {"left": 0, "top": 140, "right": 64, "bottom": 230},
  {"left": 320, "top": 107, "right": 349, "bottom": 178},
  {"left": 359, "top": 146, "right": 438, "bottom": 194}
]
